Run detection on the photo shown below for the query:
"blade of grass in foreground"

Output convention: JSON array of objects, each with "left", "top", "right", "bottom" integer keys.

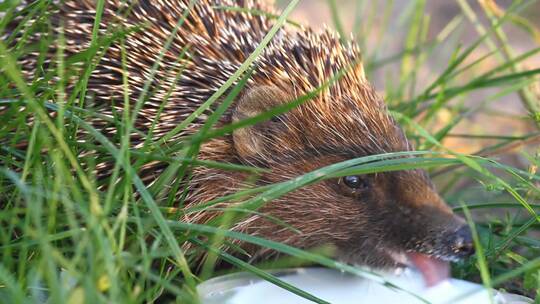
[
  {"left": 462, "top": 204, "right": 494, "bottom": 302},
  {"left": 196, "top": 57, "right": 364, "bottom": 143}
]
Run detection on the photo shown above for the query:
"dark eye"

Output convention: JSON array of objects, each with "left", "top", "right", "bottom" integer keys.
[{"left": 343, "top": 175, "right": 367, "bottom": 189}]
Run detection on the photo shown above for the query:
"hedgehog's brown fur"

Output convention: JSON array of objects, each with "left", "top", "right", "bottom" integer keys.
[{"left": 5, "top": 0, "right": 473, "bottom": 271}]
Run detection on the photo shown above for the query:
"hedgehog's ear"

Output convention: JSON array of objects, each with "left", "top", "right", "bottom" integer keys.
[{"left": 232, "top": 85, "right": 289, "bottom": 159}]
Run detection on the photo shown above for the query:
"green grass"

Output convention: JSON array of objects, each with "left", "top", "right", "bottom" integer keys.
[{"left": 1, "top": 0, "right": 540, "bottom": 303}]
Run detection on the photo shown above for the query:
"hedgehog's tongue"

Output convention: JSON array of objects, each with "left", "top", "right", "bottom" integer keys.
[{"left": 407, "top": 252, "right": 450, "bottom": 287}]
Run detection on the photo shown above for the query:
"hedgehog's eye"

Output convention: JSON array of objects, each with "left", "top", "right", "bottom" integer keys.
[{"left": 343, "top": 175, "right": 367, "bottom": 189}]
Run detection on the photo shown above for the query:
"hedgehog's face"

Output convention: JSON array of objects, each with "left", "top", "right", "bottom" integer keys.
[{"left": 231, "top": 85, "right": 473, "bottom": 286}]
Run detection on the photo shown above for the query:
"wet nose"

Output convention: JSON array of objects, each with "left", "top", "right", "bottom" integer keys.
[{"left": 450, "top": 225, "right": 475, "bottom": 257}]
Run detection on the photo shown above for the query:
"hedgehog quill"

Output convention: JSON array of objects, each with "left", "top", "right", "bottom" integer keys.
[{"left": 5, "top": 0, "right": 475, "bottom": 287}]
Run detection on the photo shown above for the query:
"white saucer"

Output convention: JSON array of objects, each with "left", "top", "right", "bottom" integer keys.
[{"left": 197, "top": 267, "right": 532, "bottom": 304}]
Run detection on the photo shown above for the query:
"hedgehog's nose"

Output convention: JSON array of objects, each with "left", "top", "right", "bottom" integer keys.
[{"left": 450, "top": 225, "right": 475, "bottom": 257}]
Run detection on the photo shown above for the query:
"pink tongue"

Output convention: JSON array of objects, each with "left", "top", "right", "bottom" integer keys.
[{"left": 407, "top": 252, "right": 450, "bottom": 287}]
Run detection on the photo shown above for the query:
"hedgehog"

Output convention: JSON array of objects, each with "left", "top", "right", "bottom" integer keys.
[{"left": 4, "top": 0, "right": 474, "bottom": 286}]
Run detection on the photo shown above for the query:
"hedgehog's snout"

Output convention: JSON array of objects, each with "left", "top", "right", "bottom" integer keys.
[{"left": 445, "top": 225, "right": 475, "bottom": 258}]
